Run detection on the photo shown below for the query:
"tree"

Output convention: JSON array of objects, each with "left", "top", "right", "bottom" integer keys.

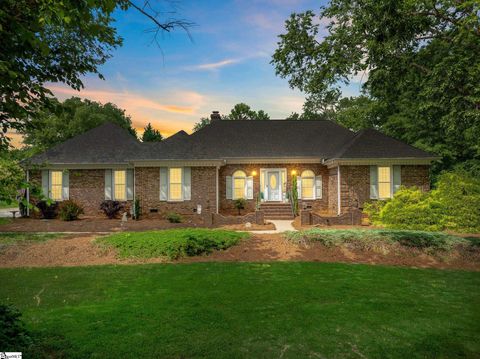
[
  {"left": 272, "top": 1, "right": 480, "bottom": 173},
  {"left": 0, "top": 0, "right": 193, "bottom": 149},
  {"left": 22, "top": 97, "right": 137, "bottom": 152},
  {"left": 142, "top": 123, "right": 163, "bottom": 142},
  {"left": 224, "top": 103, "right": 270, "bottom": 121},
  {"left": 192, "top": 117, "right": 211, "bottom": 132}
]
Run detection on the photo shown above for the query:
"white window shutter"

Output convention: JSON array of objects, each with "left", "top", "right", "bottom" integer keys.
[
  {"left": 41, "top": 170, "right": 49, "bottom": 199},
  {"left": 126, "top": 169, "right": 134, "bottom": 200},
  {"left": 160, "top": 167, "right": 168, "bottom": 201},
  {"left": 393, "top": 165, "right": 401, "bottom": 194},
  {"left": 315, "top": 176, "right": 322, "bottom": 199},
  {"left": 183, "top": 167, "right": 191, "bottom": 200},
  {"left": 226, "top": 176, "right": 232, "bottom": 199},
  {"left": 62, "top": 171, "right": 69, "bottom": 200},
  {"left": 370, "top": 166, "right": 378, "bottom": 199},
  {"left": 246, "top": 176, "right": 253, "bottom": 199},
  {"left": 296, "top": 176, "right": 301, "bottom": 198},
  {"left": 104, "top": 169, "right": 113, "bottom": 200}
]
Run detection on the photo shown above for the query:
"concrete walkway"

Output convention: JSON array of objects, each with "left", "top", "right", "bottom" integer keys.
[
  {"left": 248, "top": 219, "right": 297, "bottom": 234},
  {"left": 0, "top": 207, "right": 19, "bottom": 218}
]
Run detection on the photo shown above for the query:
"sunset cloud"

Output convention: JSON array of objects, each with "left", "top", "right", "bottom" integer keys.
[{"left": 185, "top": 59, "right": 240, "bottom": 71}]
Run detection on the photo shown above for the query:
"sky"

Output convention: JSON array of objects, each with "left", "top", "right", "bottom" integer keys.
[{"left": 43, "top": 0, "right": 362, "bottom": 140}]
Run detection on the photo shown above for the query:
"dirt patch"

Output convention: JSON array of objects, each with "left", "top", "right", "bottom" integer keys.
[
  {"left": 220, "top": 222, "right": 276, "bottom": 231},
  {"left": 0, "top": 233, "right": 478, "bottom": 270}
]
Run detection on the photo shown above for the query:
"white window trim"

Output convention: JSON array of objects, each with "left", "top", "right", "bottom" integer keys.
[
  {"left": 232, "top": 170, "right": 247, "bottom": 200},
  {"left": 260, "top": 168, "right": 287, "bottom": 202},
  {"left": 377, "top": 166, "right": 393, "bottom": 200},
  {"left": 167, "top": 167, "right": 184, "bottom": 202},
  {"left": 113, "top": 169, "right": 127, "bottom": 201},
  {"left": 300, "top": 170, "right": 316, "bottom": 200}
]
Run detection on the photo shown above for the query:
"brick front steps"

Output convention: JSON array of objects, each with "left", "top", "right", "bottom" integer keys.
[{"left": 260, "top": 203, "right": 294, "bottom": 220}]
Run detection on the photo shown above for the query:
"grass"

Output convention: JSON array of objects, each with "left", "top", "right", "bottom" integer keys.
[
  {"left": 0, "top": 232, "right": 63, "bottom": 252},
  {"left": 97, "top": 228, "right": 250, "bottom": 259},
  {"left": 285, "top": 228, "right": 468, "bottom": 251},
  {"left": 0, "top": 218, "right": 12, "bottom": 226},
  {"left": 0, "top": 262, "right": 479, "bottom": 358},
  {"left": 0, "top": 200, "right": 17, "bottom": 209}
]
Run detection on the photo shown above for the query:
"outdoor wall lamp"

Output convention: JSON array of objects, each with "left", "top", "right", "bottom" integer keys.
[
  {"left": 291, "top": 170, "right": 297, "bottom": 175},
  {"left": 251, "top": 170, "right": 257, "bottom": 176}
]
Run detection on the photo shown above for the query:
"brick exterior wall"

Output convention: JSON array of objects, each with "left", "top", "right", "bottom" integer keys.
[
  {"left": 28, "top": 164, "right": 430, "bottom": 219},
  {"left": 218, "top": 163, "right": 329, "bottom": 214},
  {"left": 135, "top": 166, "right": 216, "bottom": 217}
]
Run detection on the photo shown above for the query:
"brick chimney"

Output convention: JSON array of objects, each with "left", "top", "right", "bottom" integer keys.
[{"left": 210, "top": 111, "right": 221, "bottom": 122}]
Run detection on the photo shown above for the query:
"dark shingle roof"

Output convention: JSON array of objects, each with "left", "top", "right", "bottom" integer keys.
[
  {"left": 133, "top": 120, "right": 356, "bottom": 160},
  {"left": 333, "top": 128, "right": 434, "bottom": 159},
  {"left": 29, "top": 120, "right": 436, "bottom": 165},
  {"left": 28, "top": 122, "right": 141, "bottom": 165}
]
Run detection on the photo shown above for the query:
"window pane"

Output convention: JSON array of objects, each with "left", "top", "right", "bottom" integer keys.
[
  {"left": 114, "top": 170, "right": 126, "bottom": 201},
  {"left": 379, "top": 183, "right": 391, "bottom": 199},
  {"left": 169, "top": 168, "right": 183, "bottom": 200},
  {"left": 233, "top": 170, "right": 246, "bottom": 178},
  {"left": 302, "top": 178, "right": 314, "bottom": 199},
  {"left": 50, "top": 171, "right": 63, "bottom": 201},
  {"left": 378, "top": 167, "right": 391, "bottom": 182},
  {"left": 169, "top": 183, "right": 182, "bottom": 200},
  {"left": 301, "top": 170, "right": 314, "bottom": 178},
  {"left": 234, "top": 178, "right": 245, "bottom": 199}
]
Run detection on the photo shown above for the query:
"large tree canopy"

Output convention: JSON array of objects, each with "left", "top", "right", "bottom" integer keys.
[
  {"left": 0, "top": 0, "right": 192, "bottom": 149},
  {"left": 22, "top": 97, "right": 137, "bottom": 152},
  {"left": 272, "top": 0, "right": 480, "bottom": 172}
]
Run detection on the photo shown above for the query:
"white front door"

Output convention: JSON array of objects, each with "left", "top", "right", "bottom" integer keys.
[{"left": 267, "top": 171, "right": 281, "bottom": 201}]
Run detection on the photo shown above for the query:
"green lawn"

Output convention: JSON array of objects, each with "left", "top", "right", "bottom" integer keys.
[
  {"left": 97, "top": 228, "right": 250, "bottom": 259},
  {"left": 1, "top": 262, "right": 479, "bottom": 358}
]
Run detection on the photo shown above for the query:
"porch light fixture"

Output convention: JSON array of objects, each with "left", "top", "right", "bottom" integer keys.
[
  {"left": 251, "top": 170, "right": 257, "bottom": 176},
  {"left": 291, "top": 170, "right": 297, "bottom": 175}
]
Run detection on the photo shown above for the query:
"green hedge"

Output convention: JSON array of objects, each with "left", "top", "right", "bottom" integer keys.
[
  {"left": 97, "top": 229, "right": 250, "bottom": 260},
  {"left": 364, "top": 170, "right": 480, "bottom": 233}
]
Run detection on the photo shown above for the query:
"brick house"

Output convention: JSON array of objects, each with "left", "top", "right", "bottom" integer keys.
[{"left": 25, "top": 112, "right": 436, "bottom": 220}]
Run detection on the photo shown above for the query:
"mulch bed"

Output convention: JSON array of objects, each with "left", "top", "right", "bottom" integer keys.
[{"left": 0, "top": 233, "right": 478, "bottom": 271}]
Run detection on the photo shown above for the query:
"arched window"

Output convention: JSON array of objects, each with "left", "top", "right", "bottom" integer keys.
[
  {"left": 233, "top": 170, "right": 246, "bottom": 199},
  {"left": 301, "top": 170, "right": 315, "bottom": 199}
]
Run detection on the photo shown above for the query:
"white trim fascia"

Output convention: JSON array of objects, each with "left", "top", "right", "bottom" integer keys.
[
  {"left": 27, "top": 163, "right": 133, "bottom": 170},
  {"left": 133, "top": 160, "right": 224, "bottom": 167},
  {"left": 325, "top": 157, "right": 438, "bottom": 168},
  {"left": 225, "top": 157, "right": 322, "bottom": 164}
]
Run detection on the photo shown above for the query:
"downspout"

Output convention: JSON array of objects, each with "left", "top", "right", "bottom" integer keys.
[
  {"left": 26, "top": 169, "right": 30, "bottom": 217},
  {"left": 215, "top": 165, "right": 219, "bottom": 214},
  {"left": 337, "top": 165, "right": 341, "bottom": 216}
]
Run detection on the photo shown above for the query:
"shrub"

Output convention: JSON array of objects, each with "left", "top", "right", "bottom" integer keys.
[
  {"left": 363, "top": 170, "right": 480, "bottom": 233},
  {"left": 100, "top": 200, "right": 124, "bottom": 219},
  {"left": 132, "top": 198, "right": 141, "bottom": 220},
  {"left": 433, "top": 170, "right": 480, "bottom": 233},
  {"left": 36, "top": 200, "right": 58, "bottom": 219},
  {"left": 291, "top": 175, "right": 299, "bottom": 216},
  {"left": 284, "top": 229, "right": 465, "bottom": 251},
  {"left": 97, "top": 228, "right": 250, "bottom": 259},
  {"left": 58, "top": 200, "right": 84, "bottom": 221},
  {"left": 166, "top": 212, "right": 182, "bottom": 223},
  {"left": 233, "top": 198, "right": 246, "bottom": 215},
  {"left": 0, "top": 304, "right": 32, "bottom": 351}
]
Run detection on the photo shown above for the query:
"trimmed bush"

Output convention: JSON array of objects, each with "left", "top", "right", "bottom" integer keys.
[
  {"left": 36, "top": 200, "right": 58, "bottom": 219},
  {"left": 58, "top": 200, "right": 84, "bottom": 221},
  {"left": 363, "top": 170, "right": 480, "bottom": 233},
  {"left": 97, "top": 229, "right": 250, "bottom": 259},
  {"left": 166, "top": 212, "right": 182, "bottom": 223},
  {"left": 233, "top": 198, "right": 246, "bottom": 215},
  {"left": 0, "top": 304, "right": 32, "bottom": 351},
  {"left": 284, "top": 229, "right": 466, "bottom": 251},
  {"left": 100, "top": 200, "right": 124, "bottom": 219}
]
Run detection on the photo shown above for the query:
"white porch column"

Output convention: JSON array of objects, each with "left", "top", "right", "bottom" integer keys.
[{"left": 26, "top": 169, "right": 30, "bottom": 217}]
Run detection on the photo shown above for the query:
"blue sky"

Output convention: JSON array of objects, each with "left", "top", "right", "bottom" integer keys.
[{"left": 50, "top": 0, "right": 362, "bottom": 137}]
